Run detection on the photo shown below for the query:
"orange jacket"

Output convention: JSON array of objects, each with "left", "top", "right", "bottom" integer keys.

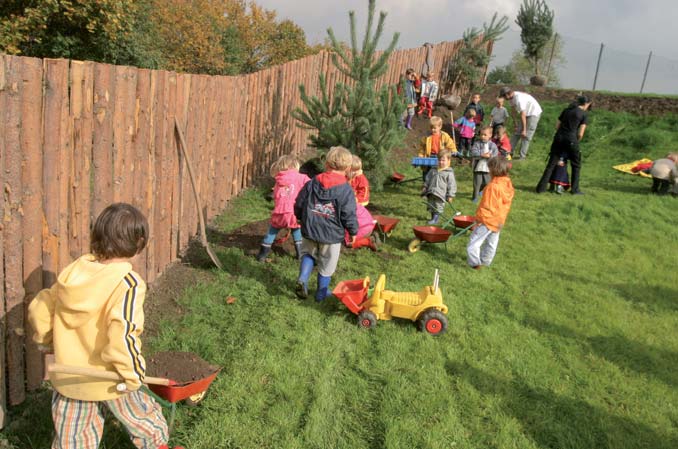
[
  {"left": 350, "top": 172, "right": 370, "bottom": 206},
  {"left": 475, "top": 176, "right": 514, "bottom": 232}
]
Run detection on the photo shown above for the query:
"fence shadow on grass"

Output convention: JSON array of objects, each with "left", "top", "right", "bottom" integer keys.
[
  {"left": 521, "top": 316, "right": 678, "bottom": 389},
  {"left": 445, "top": 360, "right": 676, "bottom": 449}
]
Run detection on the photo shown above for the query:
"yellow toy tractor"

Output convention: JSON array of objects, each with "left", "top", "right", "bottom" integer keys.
[{"left": 332, "top": 270, "right": 448, "bottom": 336}]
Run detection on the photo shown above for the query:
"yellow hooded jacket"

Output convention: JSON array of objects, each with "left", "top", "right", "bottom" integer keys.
[{"left": 28, "top": 254, "right": 147, "bottom": 401}]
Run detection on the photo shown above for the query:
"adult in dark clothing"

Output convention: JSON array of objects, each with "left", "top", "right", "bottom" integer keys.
[{"left": 536, "top": 96, "right": 593, "bottom": 194}]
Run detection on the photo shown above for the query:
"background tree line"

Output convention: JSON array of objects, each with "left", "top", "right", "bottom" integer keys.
[{"left": 0, "top": 0, "right": 322, "bottom": 75}]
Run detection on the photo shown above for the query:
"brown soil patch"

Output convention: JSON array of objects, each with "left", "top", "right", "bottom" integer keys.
[
  {"left": 146, "top": 351, "right": 218, "bottom": 384},
  {"left": 144, "top": 261, "right": 215, "bottom": 338},
  {"left": 481, "top": 85, "right": 678, "bottom": 116}
]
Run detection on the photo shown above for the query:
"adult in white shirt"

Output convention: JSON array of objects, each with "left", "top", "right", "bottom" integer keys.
[{"left": 499, "top": 86, "right": 542, "bottom": 160}]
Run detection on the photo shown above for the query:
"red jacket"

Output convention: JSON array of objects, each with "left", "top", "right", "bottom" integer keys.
[
  {"left": 475, "top": 176, "right": 514, "bottom": 232},
  {"left": 270, "top": 169, "right": 310, "bottom": 229},
  {"left": 350, "top": 172, "right": 370, "bottom": 206}
]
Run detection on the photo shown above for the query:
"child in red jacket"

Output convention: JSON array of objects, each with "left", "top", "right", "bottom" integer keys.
[
  {"left": 349, "top": 155, "right": 370, "bottom": 206},
  {"left": 257, "top": 155, "right": 311, "bottom": 261}
]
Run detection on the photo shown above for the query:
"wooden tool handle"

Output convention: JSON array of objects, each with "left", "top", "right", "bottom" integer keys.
[{"left": 48, "top": 363, "right": 174, "bottom": 386}]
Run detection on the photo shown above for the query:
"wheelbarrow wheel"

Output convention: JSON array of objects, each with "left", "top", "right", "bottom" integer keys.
[
  {"left": 407, "top": 238, "right": 422, "bottom": 253},
  {"left": 418, "top": 309, "right": 448, "bottom": 336},
  {"left": 184, "top": 390, "right": 208, "bottom": 407},
  {"left": 357, "top": 310, "right": 377, "bottom": 330}
]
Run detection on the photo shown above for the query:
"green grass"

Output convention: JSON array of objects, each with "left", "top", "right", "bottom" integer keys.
[{"left": 3, "top": 103, "right": 678, "bottom": 448}]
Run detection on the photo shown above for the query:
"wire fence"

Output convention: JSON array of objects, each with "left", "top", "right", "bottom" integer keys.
[{"left": 489, "top": 29, "right": 678, "bottom": 95}]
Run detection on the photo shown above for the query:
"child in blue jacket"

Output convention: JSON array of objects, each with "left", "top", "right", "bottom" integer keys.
[{"left": 294, "top": 146, "right": 359, "bottom": 301}]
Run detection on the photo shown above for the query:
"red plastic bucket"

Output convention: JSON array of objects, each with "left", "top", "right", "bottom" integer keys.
[{"left": 332, "top": 279, "right": 369, "bottom": 315}]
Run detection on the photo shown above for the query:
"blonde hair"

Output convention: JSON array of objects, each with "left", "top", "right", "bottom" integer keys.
[
  {"left": 488, "top": 156, "right": 510, "bottom": 177},
  {"left": 480, "top": 125, "right": 493, "bottom": 134},
  {"left": 438, "top": 150, "right": 452, "bottom": 160},
  {"left": 665, "top": 152, "right": 678, "bottom": 163},
  {"left": 326, "top": 146, "right": 354, "bottom": 171},
  {"left": 430, "top": 116, "right": 443, "bottom": 128},
  {"left": 270, "top": 154, "right": 300, "bottom": 177}
]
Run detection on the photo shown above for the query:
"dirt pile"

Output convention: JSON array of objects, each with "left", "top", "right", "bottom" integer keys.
[
  {"left": 480, "top": 85, "right": 678, "bottom": 116},
  {"left": 146, "top": 351, "right": 219, "bottom": 384}
]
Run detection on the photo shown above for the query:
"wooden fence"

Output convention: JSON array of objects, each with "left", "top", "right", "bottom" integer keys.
[{"left": 0, "top": 37, "right": 485, "bottom": 417}]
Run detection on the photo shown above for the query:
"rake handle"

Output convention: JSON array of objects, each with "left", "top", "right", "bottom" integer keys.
[{"left": 48, "top": 363, "right": 175, "bottom": 386}]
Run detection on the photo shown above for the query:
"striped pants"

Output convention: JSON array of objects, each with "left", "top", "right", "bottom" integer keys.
[{"left": 51, "top": 389, "right": 168, "bottom": 449}]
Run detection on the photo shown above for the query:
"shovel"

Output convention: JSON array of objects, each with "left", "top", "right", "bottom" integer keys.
[{"left": 47, "top": 363, "right": 176, "bottom": 392}]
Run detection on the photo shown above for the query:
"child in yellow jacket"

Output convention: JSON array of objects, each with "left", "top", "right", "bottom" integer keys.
[
  {"left": 28, "top": 203, "right": 182, "bottom": 449},
  {"left": 418, "top": 116, "right": 457, "bottom": 179}
]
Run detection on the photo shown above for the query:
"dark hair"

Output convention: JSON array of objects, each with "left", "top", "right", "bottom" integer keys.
[
  {"left": 90, "top": 203, "right": 149, "bottom": 260},
  {"left": 488, "top": 156, "right": 510, "bottom": 177}
]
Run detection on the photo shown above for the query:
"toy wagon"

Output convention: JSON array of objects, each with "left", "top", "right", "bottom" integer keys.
[{"left": 333, "top": 270, "right": 449, "bottom": 336}]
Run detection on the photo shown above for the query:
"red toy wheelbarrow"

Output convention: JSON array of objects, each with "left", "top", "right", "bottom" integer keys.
[
  {"left": 48, "top": 361, "right": 220, "bottom": 432},
  {"left": 408, "top": 204, "right": 476, "bottom": 253},
  {"left": 372, "top": 215, "right": 400, "bottom": 242}
]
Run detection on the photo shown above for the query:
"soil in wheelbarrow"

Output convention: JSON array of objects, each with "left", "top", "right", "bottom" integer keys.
[{"left": 146, "top": 351, "right": 219, "bottom": 385}]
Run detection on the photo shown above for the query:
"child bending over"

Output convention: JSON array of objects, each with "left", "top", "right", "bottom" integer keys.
[
  {"left": 467, "top": 157, "right": 514, "bottom": 269},
  {"left": 349, "top": 155, "right": 370, "bottom": 206},
  {"left": 422, "top": 150, "right": 457, "bottom": 225},
  {"left": 257, "top": 155, "right": 311, "bottom": 261},
  {"left": 294, "top": 146, "right": 359, "bottom": 301},
  {"left": 28, "top": 203, "right": 183, "bottom": 449}
]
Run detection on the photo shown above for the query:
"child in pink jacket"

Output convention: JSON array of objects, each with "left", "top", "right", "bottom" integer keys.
[{"left": 257, "top": 155, "right": 310, "bottom": 261}]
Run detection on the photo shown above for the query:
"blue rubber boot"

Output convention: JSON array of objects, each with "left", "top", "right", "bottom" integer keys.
[
  {"left": 315, "top": 274, "right": 332, "bottom": 302},
  {"left": 295, "top": 255, "right": 315, "bottom": 299}
]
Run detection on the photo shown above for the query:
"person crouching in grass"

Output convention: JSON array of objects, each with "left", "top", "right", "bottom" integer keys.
[
  {"left": 294, "top": 146, "right": 359, "bottom": 301},
  {"left": 467, "top": 157, "right": 514, "bottom": 269}
]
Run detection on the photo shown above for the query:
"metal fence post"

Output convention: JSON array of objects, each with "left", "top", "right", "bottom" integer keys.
[
  {"left": 592, "top": 43, "right": 604, "bottom": 91},
  {"left": 640, "top": 51, "right": 652, "bottom": 94}
]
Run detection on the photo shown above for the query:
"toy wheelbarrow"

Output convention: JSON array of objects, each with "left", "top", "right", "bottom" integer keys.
[
  {"left": 408, "top": 207, "right": 476, "bottom": 253},
  {"left": 372, "top": 215, "right": 400, "bottom": 242},
  {"left": 48, "top": 362, "right": 220, "bottom": 432},
  {"left": 389, "top": 171, "right": 419, "bottom": 186}
]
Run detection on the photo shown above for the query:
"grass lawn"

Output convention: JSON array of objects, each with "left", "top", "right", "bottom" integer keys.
[{"left": 3, "top": 102, "right": 677, "bottom": 448}]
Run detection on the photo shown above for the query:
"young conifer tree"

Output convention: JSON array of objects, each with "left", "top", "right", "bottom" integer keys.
[{"left": 292, "top": 0, "right": 404, "bottom": 188}]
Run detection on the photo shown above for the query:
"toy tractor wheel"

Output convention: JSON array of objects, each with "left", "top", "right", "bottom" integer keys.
[
  {"left": 407, "top": 238, "right": 422, "bottom": 253},
  {"left": 184, "top": 390, "right": 208, "bottom": 407},
  {"left": 418, "top": 309, "right": 448, "bottom": 336},
  {"left": 357, "top": 310, "right": 377, "bottom": 330}
]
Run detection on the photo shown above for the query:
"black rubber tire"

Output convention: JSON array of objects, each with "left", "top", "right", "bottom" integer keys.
[
  {"left": 357, "top": 310, "right": 378, "bottom": 329},
  {"left": 417, "top": 308, "right": 448, "bottom": 336}
]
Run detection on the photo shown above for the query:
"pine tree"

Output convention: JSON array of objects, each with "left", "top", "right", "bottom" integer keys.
[
  {"left": 446, "top": 13, "right": 509, "bottom": 95},
  {"left": 515, "top": 0, "right": 554, "bottom": 76},
  {"left": 291, "top": 0, "right": 404, "bottom": 188}
]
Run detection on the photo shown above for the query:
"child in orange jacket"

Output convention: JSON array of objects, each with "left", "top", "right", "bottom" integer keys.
[{"left": 467, "top": 157, "right": 514, "bottom": 268}]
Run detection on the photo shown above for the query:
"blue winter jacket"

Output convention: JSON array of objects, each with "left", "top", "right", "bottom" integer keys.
[{"left": 294, "top": 172, "right": 359, "bottom": 244}]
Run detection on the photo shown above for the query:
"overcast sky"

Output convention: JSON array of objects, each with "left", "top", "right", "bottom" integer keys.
[{"left": 255, "top": 0, "right": 677, "bottom": 94}]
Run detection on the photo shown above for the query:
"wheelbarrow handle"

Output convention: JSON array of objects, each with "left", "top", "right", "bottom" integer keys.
[{"left": 47, "top": 363, "right": 176, "bottom": 387}]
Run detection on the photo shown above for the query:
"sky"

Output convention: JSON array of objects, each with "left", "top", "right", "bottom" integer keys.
[{"left": 255, "top": 0, "right": 678, "bottom": 94}]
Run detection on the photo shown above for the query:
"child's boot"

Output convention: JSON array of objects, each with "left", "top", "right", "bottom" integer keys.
[
  {"left": 427, "top": 213, "right": 440, "bottom": 225},
  {"left": 296, "top": 255, "right": 315, "bottom": 299},
  {"left": 405, "top": 115, "right": 413, "bottom": 130},
  {"left": 256, "top": 243, "right": 272, "bottom": 262},
  {"left": 315, "top": 274, "right": 332, "bottom": 302},
  {"left": 555, "top": 185, "right": 564, "bottom": 194},
  {"left": 294, "top": 240, "right": 303, "bottom": 260}
]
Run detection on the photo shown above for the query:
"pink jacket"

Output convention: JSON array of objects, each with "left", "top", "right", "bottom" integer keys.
[
  {"left": 270, "top": 169, "right": 310, "bottom": 229},
  {"left": 344, "top": 204, "right": 375, "bottom": 245}
]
